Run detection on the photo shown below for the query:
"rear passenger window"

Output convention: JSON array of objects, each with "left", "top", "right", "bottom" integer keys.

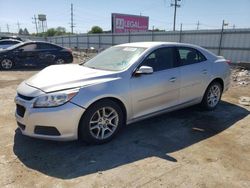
[
  {"left": 141, "top": 47, "right": 175, "bottom": 72},
  {"left": 177, "top": 48, "right": 206, "bottom": 66},
  {"left": 37, "top": 43, "right": 58, "bottom": 50}
]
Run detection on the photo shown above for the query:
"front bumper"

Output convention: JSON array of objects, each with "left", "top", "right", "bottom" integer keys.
[{"left": 15, "top": 95, "right": 85, "bottom": 141}]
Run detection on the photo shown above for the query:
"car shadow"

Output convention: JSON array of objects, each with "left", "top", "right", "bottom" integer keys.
[{"left": 13, "top": 101, "right": 249, "bottom": 179}]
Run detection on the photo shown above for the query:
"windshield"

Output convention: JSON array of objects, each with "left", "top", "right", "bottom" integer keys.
[{"left": 84, "top": 46, "right": 146, "bottom": 71}]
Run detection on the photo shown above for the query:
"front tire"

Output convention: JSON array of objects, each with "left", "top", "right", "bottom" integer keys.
[
  {"left": 1, "top": 58, "right": 14, "bottom": 70},
  {"left": 201, "top": 82, "right": 222, "bottom": 110},
  {"left": 78, "top": 99, "right": 124, "bottom": 144}
]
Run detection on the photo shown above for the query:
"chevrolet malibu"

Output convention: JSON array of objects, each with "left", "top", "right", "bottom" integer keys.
[{"left": 15, "top": 42, "right": 230, "bottom": 144}]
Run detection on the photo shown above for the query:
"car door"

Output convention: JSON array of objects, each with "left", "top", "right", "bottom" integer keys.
[
  {"left": 176, "top": 47, "right": 211, "bottom": 104},
  {"left": 36, "top": 43, "right": 57, "bottom": 65},
  {"left": 130, "top": 47, "right": 180, "bottom": 119},
  {"left": 13, "top": 43, "right": 38, "bottom": 66}
]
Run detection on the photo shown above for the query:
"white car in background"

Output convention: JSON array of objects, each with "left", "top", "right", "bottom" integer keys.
[{"left": 15, "top": 42, "right": 230, "bottom": 144}]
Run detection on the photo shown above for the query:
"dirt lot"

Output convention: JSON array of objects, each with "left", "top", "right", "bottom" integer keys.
[{"left": 0, "top": 65, "right": 249, "bottom": 188}]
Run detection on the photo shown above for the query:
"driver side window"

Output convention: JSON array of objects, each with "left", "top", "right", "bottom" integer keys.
[{"left": 140, "top": 47, "right": 175, "bottom": 72}]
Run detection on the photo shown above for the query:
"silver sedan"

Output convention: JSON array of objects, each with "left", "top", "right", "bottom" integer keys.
[{"left": 15, "top": 42, "right": 230, "bottom": 144}]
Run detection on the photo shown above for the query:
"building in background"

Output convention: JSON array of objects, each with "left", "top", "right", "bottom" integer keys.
[{"left": 111, "top": 13, "right": 149, "bottom": 33}]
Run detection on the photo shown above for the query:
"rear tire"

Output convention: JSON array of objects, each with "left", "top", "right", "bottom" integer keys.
[
  {"left": 55, "top": 58, "right": 65, "bottom": 64},
  {"left": 1, "top": 58, "right": 14, "bottom": 70},
  {"left": 78, "top": 99, "right": 124, "bottom": 144},
  {"left": 201, "top": 82, "right": 222, "bottom": 110}
]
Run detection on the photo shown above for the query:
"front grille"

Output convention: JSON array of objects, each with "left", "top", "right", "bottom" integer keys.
[
  {"left": 34, "top": 126, "right": 61, "bottom": 136},
  {"left": 16, "top": 104, "right": 26, "bottom": 117},
  {"left": 17, "top": 122, "right": 26, "bottom": 130},
  {"left": 17, "top": 93, "right": 34, "bottom": 101}
]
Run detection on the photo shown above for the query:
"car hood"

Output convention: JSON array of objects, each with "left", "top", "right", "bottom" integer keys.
[{"left": 25, "top": 64, "right": 119, "bottom": 93}]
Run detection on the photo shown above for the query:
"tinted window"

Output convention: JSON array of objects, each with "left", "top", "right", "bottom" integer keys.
[
  {"left": 141, "top": 47, "right": 175, "bottom": 72},
  {"left": 0, "top": 41, "right": 19, "bottom": 45},
  {"left": 19, "top": 44, "right": 37, "bottom": 51},
  {"left": 37, "top": 43, "right": 58, "bottom": 50},
  {"left": 177, "top": 47, "right": 206, "bottom": 66}
]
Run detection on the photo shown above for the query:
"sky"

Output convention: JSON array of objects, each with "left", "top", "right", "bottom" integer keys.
[{"left": 0, "top": 0, "right": 250, "bottom": 34}]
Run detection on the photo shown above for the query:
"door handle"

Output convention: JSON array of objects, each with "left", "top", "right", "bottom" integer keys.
[
  {"left": 169, "top": 77, "right": 176, "bottom": 82},
  {"left": 202, "top": 69, "right": 207, "bottom": 74}
]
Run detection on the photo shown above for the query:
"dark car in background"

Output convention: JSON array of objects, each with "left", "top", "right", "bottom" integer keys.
[
  {"left": 0, "top": 41, "right": 73, "bottom": 70},
  {"left": 0, "top": 39, "right": 22, "bottom": 49},
  {"left": 0, "top": 36, "right": 23, "bottom": 41}
]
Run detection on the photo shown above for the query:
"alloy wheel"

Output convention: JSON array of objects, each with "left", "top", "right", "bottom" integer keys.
[
  {"left": 207, "top": 84, "right": 221, "bottom": 108},
  {"left": 89, "top": 107, "right": 119, "bottom": 140},
  {"left": 56, "top": 59, "right": 65, "bottom": 64},
  {"left": 1, "top": 59, "right": 13, "bottom": 70}
]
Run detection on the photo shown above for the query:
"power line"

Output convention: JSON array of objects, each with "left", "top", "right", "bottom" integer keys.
[{"left": 171, "top": 0, "right": 181, "bottom": 31}]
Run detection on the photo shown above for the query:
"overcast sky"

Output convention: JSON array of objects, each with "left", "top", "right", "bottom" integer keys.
[{"left": 0, "top": 0, "right": 250, "bottom": 33}]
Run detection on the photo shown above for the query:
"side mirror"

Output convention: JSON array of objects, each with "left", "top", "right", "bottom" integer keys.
[
  {"left": 135, "top": 66, "right": 153, "bottom": 75},
  {"left": 14, "top": 48, "right": 23, "bottom": 53}
]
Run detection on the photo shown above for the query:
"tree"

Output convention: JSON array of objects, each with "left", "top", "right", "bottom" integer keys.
[
  {"left": 46, "top": 28, "right": 57, "bottom": 36},
  {"left": 23, "top": 28, "right": 29, "bottom": 35},
  {"left": 18, "top": 28, "right": 24, "bottom": 35},
  {"left": 42, "top": 27, "right": 68, "bottom": 37},
  {"left": 88, "top": 26, "right": 103, "bottom": 34}
]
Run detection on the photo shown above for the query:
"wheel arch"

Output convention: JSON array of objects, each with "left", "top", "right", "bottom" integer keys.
[
  {"left": 77, "top": 96, "right": 128, "bottom": 141},
  {"left": 209, "top": 77, "right": 224, "bottom": 92}
]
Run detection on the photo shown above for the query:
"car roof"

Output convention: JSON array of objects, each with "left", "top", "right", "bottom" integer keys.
[
  {"left": 116, "top": 41, "right": 202, "bottom": 49},
  {"left": 22, "top": 41, "right": 63, "bottom": 47},
  {"left": 0, "top": 39, "right": 22, "bottom": 42}
]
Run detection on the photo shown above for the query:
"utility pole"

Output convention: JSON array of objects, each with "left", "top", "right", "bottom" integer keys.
[
  {"left": 6, "top": 24, "right": 10, "bottom": 33},
  {"left": 196, "top": 21, "right": 200, "bottom": 30},
  {"left": 17, "top": 21, "right": 21, "bottom": 32},
  {"left": 70, "top": 3, "right": 75, "bottom": 34},
  {"left": 32, "top": 15, "right": 38, "bottom": 34},
  {"left": 171, "top": 0, "right": 181, "bottom": 31},
  {"left": 218, "top": 20, "right": 229, "bottom": 55}
]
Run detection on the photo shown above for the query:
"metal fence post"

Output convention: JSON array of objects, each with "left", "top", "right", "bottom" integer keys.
[
  {"left": 111, "top": 33, "right": 114, "bottom": 46},
  {"left": 61, "top": 36, "right": 64, "bottom": 47},
  {"left": 179, "top": 23, "right": 183, "bottom": 43},
  {"left": 69, "top": 34, "right": 71, "bottom": 48},
  {"left": 128, "top": 31, "right": 131, "bottom": 43},
  {"left": 87, "top": 34, "right": 89, "bottom": 49},
  {"left": 76, "top": 34, "right": 79, "bottom": 49},
  {"left": 151, "top": 30, "right": 154, "bottom": 41},
  {"left": 55, "top": 37, "right": 58, "bottom": 45},
  {"left": 98, "top": 34, "right": 101, "bottom": 49}
]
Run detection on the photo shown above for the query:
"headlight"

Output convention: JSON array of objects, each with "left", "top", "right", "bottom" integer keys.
[{"left": 33, "top": 89, "right": 79, "bottom": 108}]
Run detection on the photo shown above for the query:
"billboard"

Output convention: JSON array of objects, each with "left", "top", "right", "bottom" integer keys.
[{"left": 112, "top": 13, "right": 149, "bottom": 33}]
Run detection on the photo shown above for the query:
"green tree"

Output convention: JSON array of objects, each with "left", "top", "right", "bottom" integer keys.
[
  {"left": 88, "top": 26, "right": 103, "bottom": 34},
  {"left": 23, "top": 28, "right": 29, "bottom": 35},
  {"left": 18, "top": 28, "right": 24, "bottom": 35}
]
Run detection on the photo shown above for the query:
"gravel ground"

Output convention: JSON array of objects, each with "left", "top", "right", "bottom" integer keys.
[{"left": 0, "top": 65, "right": 249, "bottom": 188}]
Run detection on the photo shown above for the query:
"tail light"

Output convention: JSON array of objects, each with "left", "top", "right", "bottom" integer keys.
[
  {"left": 226, "top": 60, "right": 231, "bottom": 64},
  {"left": 66, "top": 48, "right": 72, "bottom": 53}
]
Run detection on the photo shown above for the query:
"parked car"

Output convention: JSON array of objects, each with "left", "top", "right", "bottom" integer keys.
[
  {"left": 0, "top": 39, "right": 22, "bottom": 49},
  {"left": 0, "top": 36, "right": 23, "bottom": 41},
  {"left": 15, "top": 42, "right": 230, "bottom": 144},
  {"left": 0, "top": 41, "right": 73, "bottom": 70}
]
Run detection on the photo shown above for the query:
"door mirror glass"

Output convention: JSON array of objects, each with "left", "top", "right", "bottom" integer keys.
[{"left": 135, "top": 66, "right": 153, "bottom": 75}]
